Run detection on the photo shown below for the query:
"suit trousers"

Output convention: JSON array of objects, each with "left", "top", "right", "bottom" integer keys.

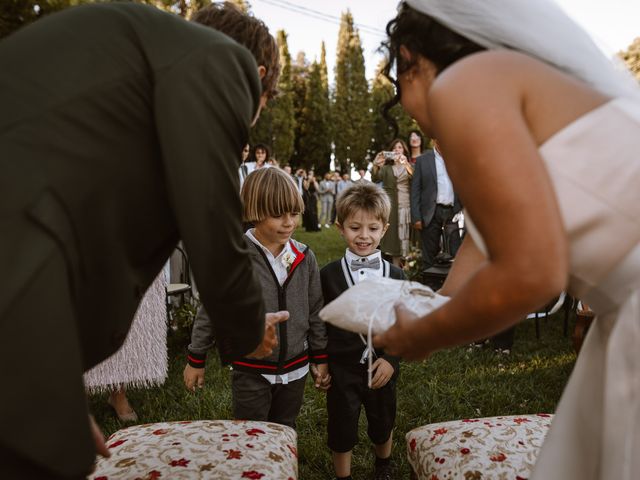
[
  {"left": 420, "top": 205, "right": 461, "bottom": 268},
  {"left": 0, "top": 226, "right": 95, "bottom": 477}
]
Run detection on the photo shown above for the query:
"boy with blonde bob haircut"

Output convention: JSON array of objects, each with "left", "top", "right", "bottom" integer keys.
[
  {"left": 320, "top": 183, "right": 404, "bottom": 480},
  {"left": 185, "top": 167, "right": 330, "bottom": 428}
]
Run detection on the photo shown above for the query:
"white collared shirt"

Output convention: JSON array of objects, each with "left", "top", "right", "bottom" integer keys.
[
  {"left": 245, "top": 229, "right": 309, "bottom": 385},
  {"left": 343, "top": 249, "right": 384, "bottom": 284},
  {"left": 434, "top": 149, "right": 455, "bottom": 206},
  {"left": 246, "top": 229, "right": 292, "bottom": 286}
]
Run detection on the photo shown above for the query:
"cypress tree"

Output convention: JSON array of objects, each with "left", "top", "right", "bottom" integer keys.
[
  {"left": 332, "top": 10, "right": 372, "bottom": 172},
  {"left": 289, "top": 51, "right": 310, "bottom": 168},
  {"left": 298, "top": 59, "right": 332, "bottom": 174},
  {"left": 250, "top": 29, "right": 296, "bottom": 165},
  {"left": 370, "top": 60, "right": 420, "bottom": 154}
]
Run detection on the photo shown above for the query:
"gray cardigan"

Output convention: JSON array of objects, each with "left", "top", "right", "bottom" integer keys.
[{"left": 188, "top": 236, "right": 328, "bottom": 374}]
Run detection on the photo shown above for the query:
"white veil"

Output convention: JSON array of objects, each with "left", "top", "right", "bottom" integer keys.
[{"left": 403, "top": 0, "right": 639, "bottom": 99}]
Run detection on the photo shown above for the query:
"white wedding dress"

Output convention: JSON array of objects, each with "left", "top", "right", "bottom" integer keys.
[{"left": 467, "top": 97, "right": 640, "bottom": 479}]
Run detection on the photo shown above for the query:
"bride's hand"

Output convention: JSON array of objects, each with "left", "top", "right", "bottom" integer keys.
[{"left": 373, "top": 303, "right": 432, "bottom": 361}]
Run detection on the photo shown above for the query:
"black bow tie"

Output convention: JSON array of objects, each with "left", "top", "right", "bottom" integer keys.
[{"left": 350, "top": 257, "right": 381, "bottom": 271}]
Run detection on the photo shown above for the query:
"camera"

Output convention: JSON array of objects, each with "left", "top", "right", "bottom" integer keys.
[{"left": 382, "top": 151, "right": 396, "bottom": 165}]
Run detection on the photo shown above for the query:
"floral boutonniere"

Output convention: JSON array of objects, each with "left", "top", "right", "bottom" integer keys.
[{"left": 281, "top": 250, "right": 296, "bottom": 273}]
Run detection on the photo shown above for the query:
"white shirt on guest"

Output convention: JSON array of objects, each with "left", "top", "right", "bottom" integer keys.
[
  {"left": 344, "top": 249, "right": 383, "bottom": 284},
  {"left": 434, "top": 149, "right": 455, "bottom": 206},
  {"left": 245, "top": 229, "right": 309, "bottom": 385}
]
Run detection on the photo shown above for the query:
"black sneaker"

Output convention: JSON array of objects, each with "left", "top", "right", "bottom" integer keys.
[{"left": 373, "top": 462, "right": 394, "bottom": 480}]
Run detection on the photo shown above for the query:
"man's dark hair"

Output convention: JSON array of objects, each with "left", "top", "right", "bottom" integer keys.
[{"left": 191, "top": 2, "right": 280, "bottom": 99}]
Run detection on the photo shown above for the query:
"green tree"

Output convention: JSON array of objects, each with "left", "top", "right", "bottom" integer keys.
[
  {"left": 619, "top": 37, "right": 640, "bottom": 81},
  {"left": 298, "top": 60, "right": 332, "bottom": 174},
  {"left": 0, "top": 0, "right": 88, "bottom": 38},
  {"left": 251, "top": 29, "right": 296, "bottom": 165},
  {"left": 332, "top": 10, "right": 372, "bottom": 171},
  {"left": 370, "top": 61, "right": 421, "bottom": 155},
  {"left": 289, "top": 51, "right": 309, "bottom": 169}
]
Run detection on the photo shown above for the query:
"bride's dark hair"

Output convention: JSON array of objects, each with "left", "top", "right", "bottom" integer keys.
[{"left": 380, "top": 2, "right": 485, "bottom": 138}]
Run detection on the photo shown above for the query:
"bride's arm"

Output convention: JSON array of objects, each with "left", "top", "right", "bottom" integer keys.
[{"left": 375, "top": 54, "right": 568, "bottom": 359}]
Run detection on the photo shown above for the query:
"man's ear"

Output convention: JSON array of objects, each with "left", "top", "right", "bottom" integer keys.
[{"left": 257, "top": 65, "right": 267, "bottom": 80}]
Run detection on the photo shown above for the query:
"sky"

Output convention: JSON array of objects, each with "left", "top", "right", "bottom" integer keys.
[{"left": 249, "top": 0, "right": 640, "bottom": 81}]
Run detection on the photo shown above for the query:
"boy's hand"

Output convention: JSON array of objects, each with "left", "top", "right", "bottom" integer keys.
[
  {"left": 183, "top": 364, "right": 206, "bottom": 392},
  {"left": 310, "top": 363, "right": 331, "bottom": 391},
  {"left": 247, "top": 311, "right": 289, "bottom": 359},
  {"left": 369, "top": 358, "right": 394, "bottom": 389}
]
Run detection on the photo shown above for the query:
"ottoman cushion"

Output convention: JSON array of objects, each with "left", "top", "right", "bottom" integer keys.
[
  {"left": 90, "top": 420, "right": 298, "bottom": 479},
  {"left": 406, "top": 414, "right": 553, "bottom": 479}
]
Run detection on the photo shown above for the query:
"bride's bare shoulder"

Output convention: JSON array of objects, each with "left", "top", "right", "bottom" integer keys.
[{"left": 432, "top": 50, "right": 542, "bottom": 95}]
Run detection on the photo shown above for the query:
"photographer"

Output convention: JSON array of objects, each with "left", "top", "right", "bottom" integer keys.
[{"left": 372, "top": 139, "right": 414, "bottom": 266}]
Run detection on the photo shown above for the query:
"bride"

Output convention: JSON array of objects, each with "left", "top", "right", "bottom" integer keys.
[{"left": 373, "top": 1, "right": 640, "bottom": 479}]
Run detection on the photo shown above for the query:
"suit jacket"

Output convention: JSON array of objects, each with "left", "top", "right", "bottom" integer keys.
[
  {"left": 0, "top": 3, "right": 265, "bottom": 476},
  {"left": 320, "top": 258, "right": 403, "bottom": 371},
  {"left": 410, "top": 150, "right": 462, "bottom": 226}
]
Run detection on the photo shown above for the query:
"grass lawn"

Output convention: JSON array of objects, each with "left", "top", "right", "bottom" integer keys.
[{"left": 90, "top": 226, "right": 576, "bottom": 479}]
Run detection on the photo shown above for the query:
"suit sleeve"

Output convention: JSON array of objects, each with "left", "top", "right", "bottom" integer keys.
[
  {"left": 410, "top": 157, "right": 423, "bottom": 223},
  {"left": 306, "top": 250, "right": 328, "bottom": 363},
  {"left": 154, "top": 40, "right": 265, "bottom": 361}
]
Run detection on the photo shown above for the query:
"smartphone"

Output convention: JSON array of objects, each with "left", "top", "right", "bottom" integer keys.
[{"left": 382, "top": 151, "right": 396, "bottom": 165}]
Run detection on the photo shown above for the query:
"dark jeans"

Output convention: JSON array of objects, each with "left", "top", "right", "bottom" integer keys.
[
  {"left": 420, "top": 204, "right": 461, "bottom": 268},
  {"left": 231, "top": 370, "right": 307, "bottom": 429}
]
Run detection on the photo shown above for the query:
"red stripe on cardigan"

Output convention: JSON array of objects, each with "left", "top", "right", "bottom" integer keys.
[
  {"left": 283, "top": 355, "right": 309, "bottom": 369},
  {"left": 233, "top": 361, "right": 278, "bottom": 370},
  {"left": 288, "top": 241, "right": 305, "bottom": 276}
]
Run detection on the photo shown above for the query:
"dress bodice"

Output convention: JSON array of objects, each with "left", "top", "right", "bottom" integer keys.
[{"left": 466, "top": 97, "right": 640, "bottom": 313}]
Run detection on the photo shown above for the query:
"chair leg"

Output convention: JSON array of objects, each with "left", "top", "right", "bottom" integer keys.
[
  {"left": 562, "top": 297, "right": 571, "bottom": 337},
  {"left": 535, "top": 313, "right": 540, "bottom": 340}
]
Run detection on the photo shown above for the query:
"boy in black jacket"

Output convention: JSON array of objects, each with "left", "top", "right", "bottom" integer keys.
[{"left": 320, "top": 183, "right": 404, "bottom": 480}]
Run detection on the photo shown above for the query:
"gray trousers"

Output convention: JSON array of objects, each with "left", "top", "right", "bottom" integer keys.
[{"left": 231, "top": 370, "right": 307, "bottom": 429}]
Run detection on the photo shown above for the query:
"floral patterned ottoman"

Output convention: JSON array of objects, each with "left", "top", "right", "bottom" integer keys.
[
  {"left": 90, "top": 420, "right": 298, "bottom": 480},
  {"left": 406, "top": 414, "right": 554, "bottom": 479}
]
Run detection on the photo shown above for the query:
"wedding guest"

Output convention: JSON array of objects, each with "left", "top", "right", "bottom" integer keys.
[
  {"left": 321, "top": 183, "right": 404, "bottom": 480},
  {"left": 253, "top": 143, "right": 270, "bottom": 169},
  {"left": 0, "top": 3, "right": 285, "bottom": 477},
  {"left": 407, "top": 129, "right": 424, "bottom": 164},
  {"left": 410, "top": 140, "right": 462, "bottom": 268},
  {"left": 319, "top": 172, "right": 336, "bottom": 228},
  {"left": 293, "top": 168, "right": 306, "bottom": 194},
  {"left": 239, "top": 143, "right": 253, "bottom": 188},
  {"left": 184, "top": 167, "right": 330, "bottom": 428},
  {"left": 336, "top": 172, "right": 353, "bottom": 199},
  {"left": 303, "top": 171, "right": 321, "bottom": 232},
  {"left": 374, "top": 2, "right": 640, "bottom": 479},
  {"left": 84, "top": 271, "right": 168, "bottom": 423},
  {"left": 356, "top": 168, "right": 371, "bottom": 184},
  {"left": 372, "top": 139, "right": 414, "bottom": 266}
]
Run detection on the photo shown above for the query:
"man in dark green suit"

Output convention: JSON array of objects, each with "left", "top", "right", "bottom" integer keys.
[{"left": 0, "top": 3, "right": 285, "bottom": 478}]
